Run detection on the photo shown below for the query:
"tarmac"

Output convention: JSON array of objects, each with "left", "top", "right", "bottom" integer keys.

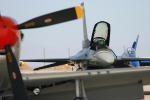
[{"left": 144, "top": 85, "right": 150, "bottom": 100}]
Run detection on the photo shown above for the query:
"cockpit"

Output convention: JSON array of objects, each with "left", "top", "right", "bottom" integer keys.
[
  {"left": 93, "top": 37, "right": 106, "bottom": 50},
  {"left": 91, "top": 21, "right": 109, "bottom": 50}
]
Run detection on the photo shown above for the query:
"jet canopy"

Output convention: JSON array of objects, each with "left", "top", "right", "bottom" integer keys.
[{"left": 91, "top": 21, "right": 110, "bottom": 50}]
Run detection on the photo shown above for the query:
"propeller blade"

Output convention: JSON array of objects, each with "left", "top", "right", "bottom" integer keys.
[
  {"left": 34, "top": 62, "right": 68, "bottom": 70},
  {"left": 5, "top": 45, "right": 28, "bottom": 100},
  {"left": 18, "top": 6, "right": 83, "bottom": 29}
]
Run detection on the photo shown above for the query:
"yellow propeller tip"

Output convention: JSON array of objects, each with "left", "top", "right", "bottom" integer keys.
[{"left": 75, "top": 6, "right": 83, "bottom": 19}]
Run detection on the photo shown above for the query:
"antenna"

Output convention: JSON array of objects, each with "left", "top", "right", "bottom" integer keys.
[
  {"left": 123, "top": 45, "right": 126, "bottom": 52},
  {"left": 81, "top": 2, "right": 90, "bottom": 48},
  {"left": 68, "top": 48, "right": 70, "bottom": 58},
  {"left": 43, "top": 48, "right": 46, "bottom": 66}
]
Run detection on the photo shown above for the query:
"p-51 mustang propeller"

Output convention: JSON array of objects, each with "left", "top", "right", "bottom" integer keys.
[
  {"left": 21, "top": 4, "right": 150, "bottom": 71},
  {"left": 0, "top": 6, "right": 83, "bottom": 100}
]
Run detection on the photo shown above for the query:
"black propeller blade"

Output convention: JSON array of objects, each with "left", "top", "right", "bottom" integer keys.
[
  {"left": 5, "top": 45, "right": 28, "bottom": 100},
  {"left": 18, "top": 6, "right": 83, "bottom": 29},
  {"left": 34, "top": 61, "right": 68, "bottom": 70}
]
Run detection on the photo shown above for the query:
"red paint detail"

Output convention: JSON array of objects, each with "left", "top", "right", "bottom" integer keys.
[
  {"left": 12, "top": 72, "right": 17, "bottom": 80},
  {"left": 0, "top": 16, "right": 20, "bottom": 50}
]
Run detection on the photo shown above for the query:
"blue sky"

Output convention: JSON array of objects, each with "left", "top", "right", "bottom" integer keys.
[{"left": 0, "top": 0, "right": 150, "bottom": 67}]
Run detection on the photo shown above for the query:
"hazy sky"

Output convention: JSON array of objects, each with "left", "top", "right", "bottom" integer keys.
[{"left": 0, "top": 0, "right": 150, "bottom": 67}]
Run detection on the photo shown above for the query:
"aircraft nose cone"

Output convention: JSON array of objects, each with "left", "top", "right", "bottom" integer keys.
[{"left": 94, "top": 50, "right": 116, "bottom": 66}]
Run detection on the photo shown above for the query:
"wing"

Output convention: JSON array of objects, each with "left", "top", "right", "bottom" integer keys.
[
  {"left": 21, "top": 58, "right": 89, "bottom": 70},
  {"left": 114, "top": 57, "right": 150, "bottom": 67},
  {"left": 33, "top": 62, "right": 69, "bottom": 70},
  {"left": 20, "top": 58, "right": 70, "bottom": 62},
  {"left": 117, "top": 57, "right": 150, "bottom": 61},
  {"left": 22, "top": 67, "right": 150, "bottom": 88},
  {"left": 21, "top": 58, "right": 71, "bottom": 70},
  {"left": 140, "top": 61, "right": 150, "bottom": 66},
  {"left": 21, "top": 58, "right": 88, "bottom": 62}
]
